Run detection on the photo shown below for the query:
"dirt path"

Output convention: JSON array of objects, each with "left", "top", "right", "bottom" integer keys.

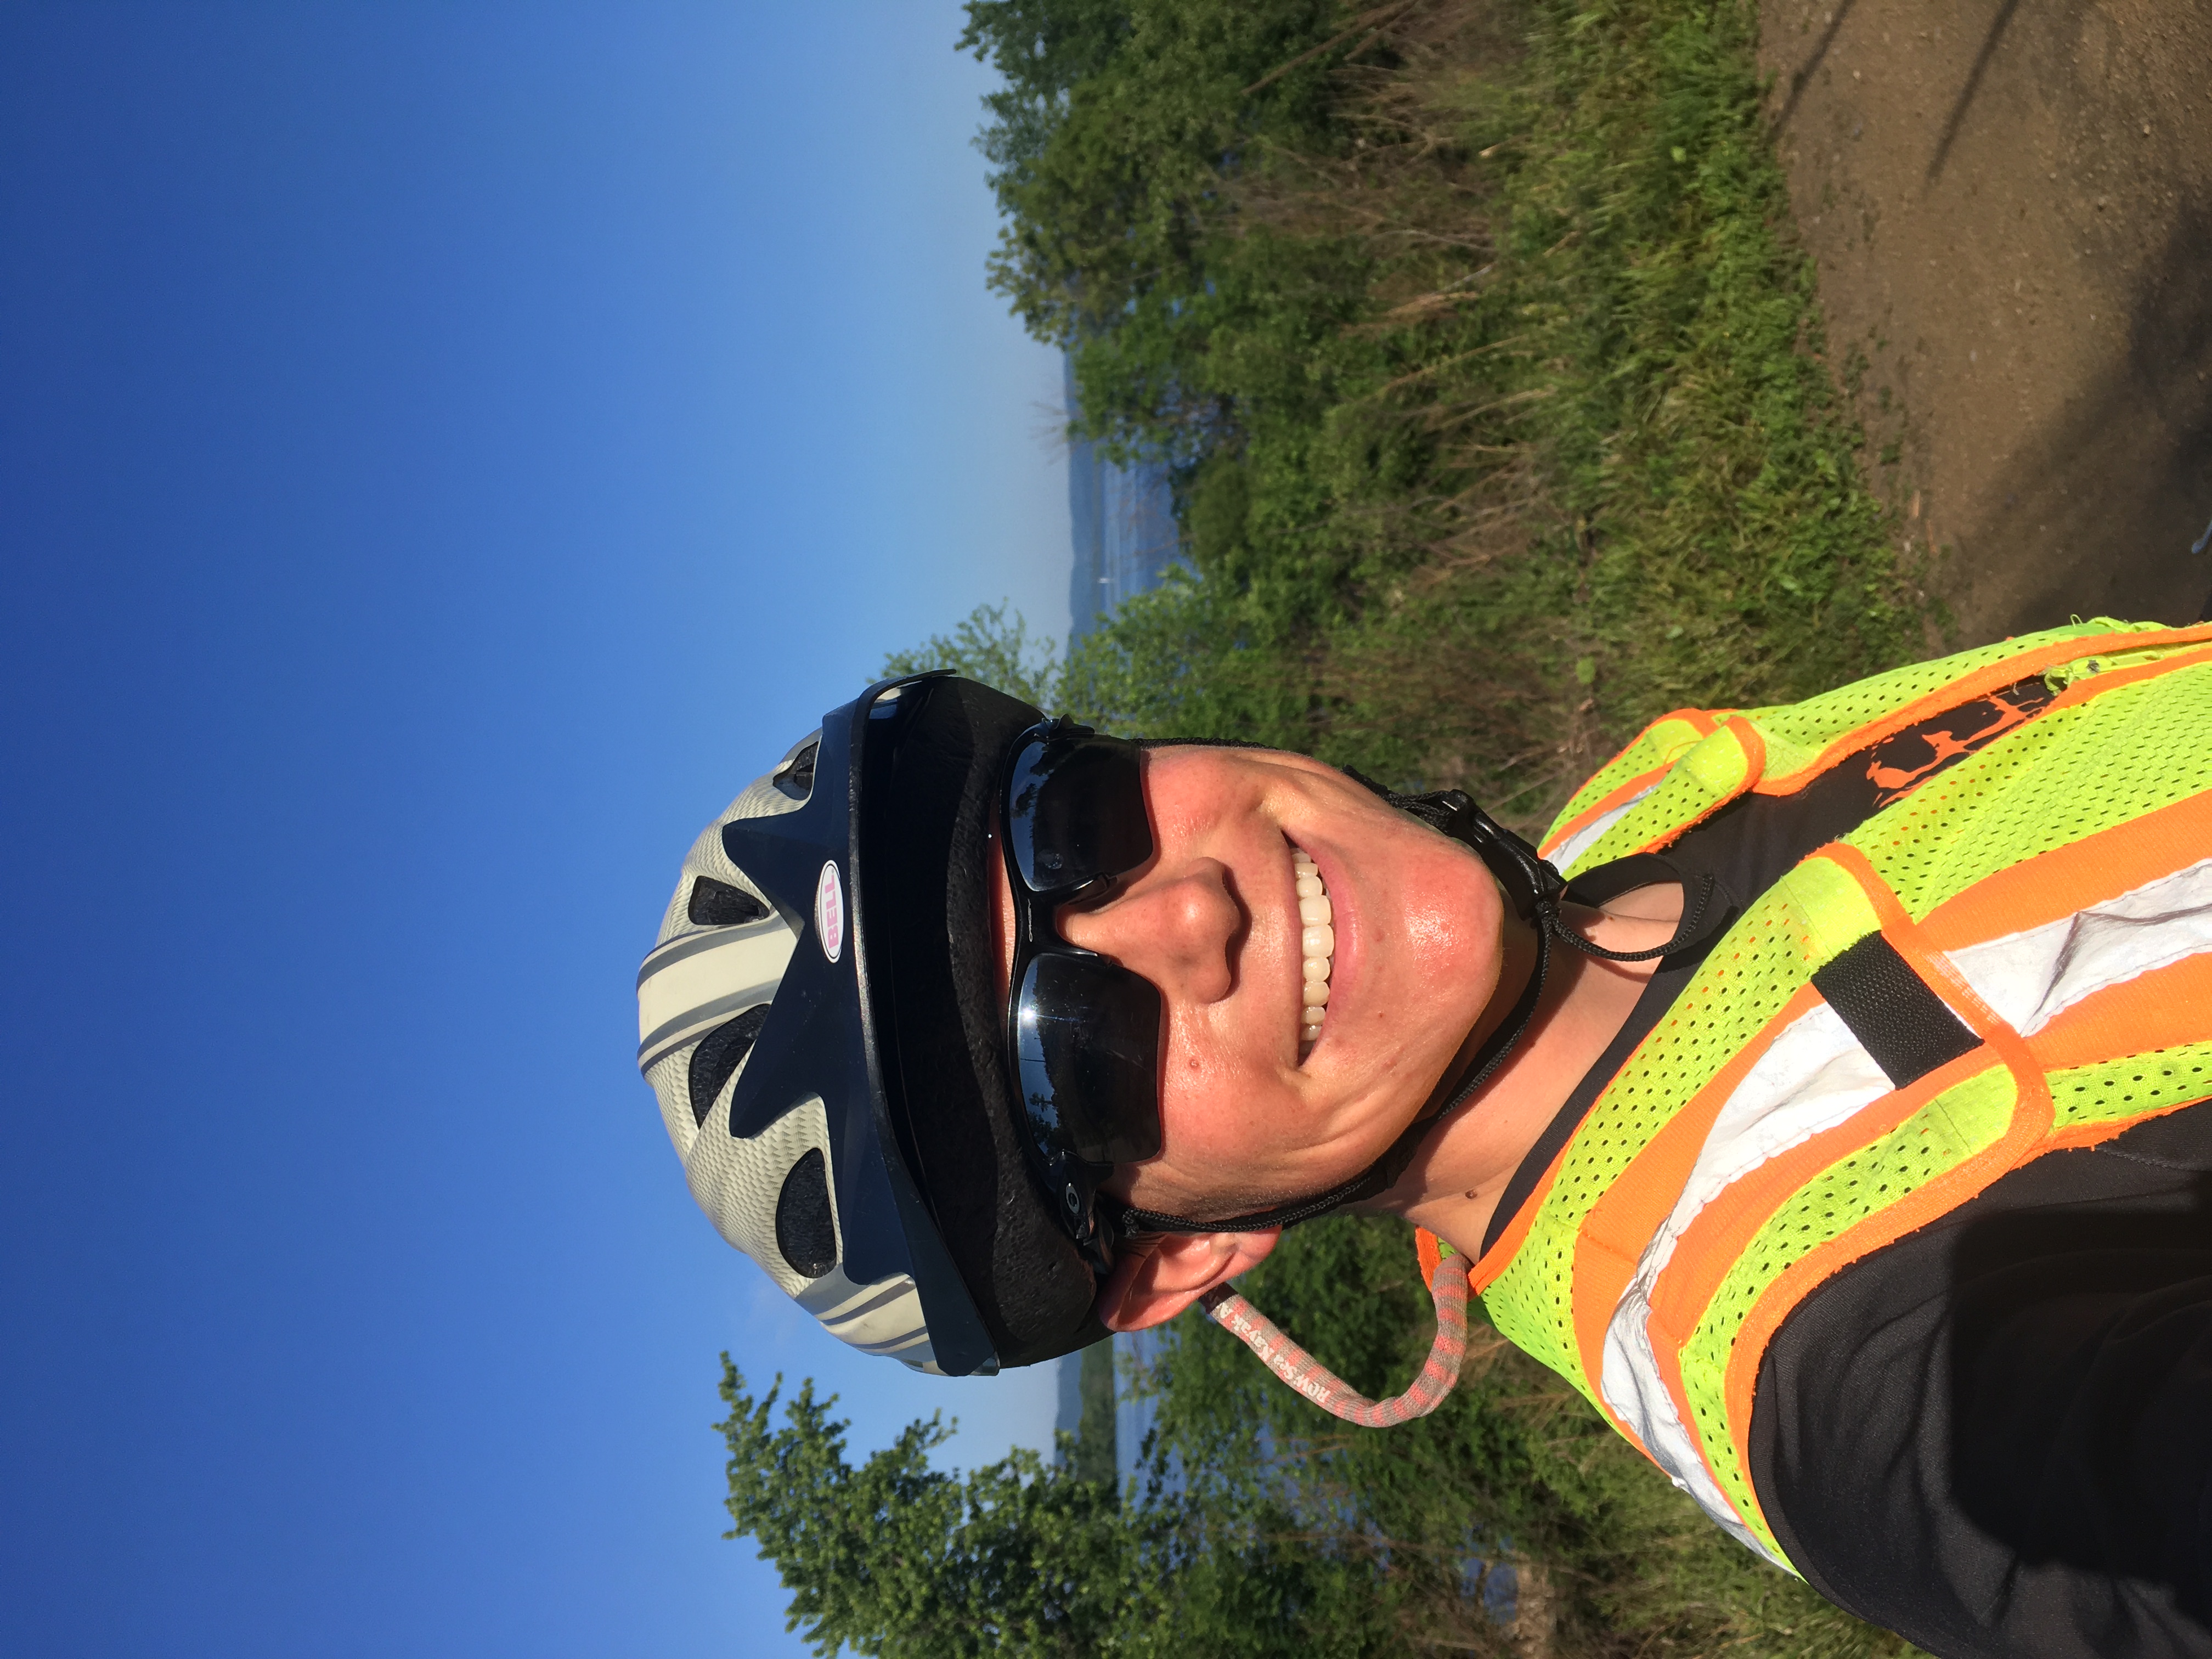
[{"left": 1758, "top": 0, "right": 2212, "bottom": 643}]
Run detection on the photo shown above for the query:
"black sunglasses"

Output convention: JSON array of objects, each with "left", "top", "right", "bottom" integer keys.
[{"left": 997, "top": 719, "right": 1164, "bottom": 1251}]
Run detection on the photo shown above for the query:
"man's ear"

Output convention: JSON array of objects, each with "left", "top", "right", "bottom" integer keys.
[{"left": 1096, "top": 1229, "right": 1280, "bottom": 1333}]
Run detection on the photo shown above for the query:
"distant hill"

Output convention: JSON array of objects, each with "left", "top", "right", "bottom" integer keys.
[{"left": 1064, "top": 353, "right": 1184, "bottom": 639}]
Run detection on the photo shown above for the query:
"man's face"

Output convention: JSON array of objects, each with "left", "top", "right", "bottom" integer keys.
[{"left": 991, "top": 744, "right": 1505, "bottom": 1220}]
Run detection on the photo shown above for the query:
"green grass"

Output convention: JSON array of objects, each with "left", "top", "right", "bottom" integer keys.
[
  {"left": 1015, "top": 0, "right": 1939, "bottom": 831},
  {"left": 1128, "top": 1213, "right": 1926, "bottom": 1657}
]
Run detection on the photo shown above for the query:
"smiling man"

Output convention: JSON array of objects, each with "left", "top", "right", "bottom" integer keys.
[
  {"left": 640, "top": 617, "right": 2212, "bottom": 1659},
  {"left": 980, "top": 735, "right": 1684, "bottom": 1338}
]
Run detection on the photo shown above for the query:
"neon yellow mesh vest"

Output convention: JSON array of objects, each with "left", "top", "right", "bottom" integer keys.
[{"left": 1468, "top": 617, "right": 2212, "bottom": 1568}]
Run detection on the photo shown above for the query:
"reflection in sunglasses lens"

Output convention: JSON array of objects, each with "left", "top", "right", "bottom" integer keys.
[
  {"left": 1011, "top": 735, "right": 1152, "bottom": 893},
  {"left": 1017, "top": 953, "right": 1164, "bottom": 1167}
]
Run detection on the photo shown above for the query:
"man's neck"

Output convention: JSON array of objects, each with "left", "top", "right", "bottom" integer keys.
[{"left": 1383, "top": 881, "right": 1683, "bottom": 1257}]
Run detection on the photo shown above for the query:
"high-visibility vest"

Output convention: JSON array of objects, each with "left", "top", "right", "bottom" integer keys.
[{"left": 1466, "top": 617, "right": 2212, "bottom": 1569}]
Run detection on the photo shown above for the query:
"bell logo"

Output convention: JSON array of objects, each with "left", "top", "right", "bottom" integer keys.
[{"left": 814, "top": 861, "right": 844, "bottom": 963}]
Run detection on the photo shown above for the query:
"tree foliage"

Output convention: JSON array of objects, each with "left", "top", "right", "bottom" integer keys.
[
  {"left": 720, "top": 1218, "right": 1921, "bottom": 1656},
  {"left": 961, "top": 0, "right": 1356, "bottom": 463},
  {"left": 719, "top": 1357, "right": 1452, "bottom": 1657},
  {"left": 719, "top": 1364, "right": 1139, "bottom": 1657},
  {"left": 933, "top": 0, "right": 1933, "bottom": 831},
  {"left": 879, "top": 599, "right": 1066, "bottom": 710}
]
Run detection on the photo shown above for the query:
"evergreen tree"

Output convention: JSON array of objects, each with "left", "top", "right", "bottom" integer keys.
[
  {"left": 718, "top": 1357, "right": 1438, "bottom": 1656},
  {"left": 879, "top": 600, "right": 1064, "bottom": 710},
  {"left": 720, "top": 1217, "right": 1918, "bottom": 1656}
]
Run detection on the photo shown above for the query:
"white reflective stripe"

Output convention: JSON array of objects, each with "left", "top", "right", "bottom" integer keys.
[
  {"left": 1547, "top": 783, "right": 1660, "bottom": 874},
  {"left": 812, "top": 1272, "right": 930, "bottom": 1357},
  {"left": 638, "top": 984, "right": 782, "bottom": 1074},
  {"left": 1945, "top": 855, "right": 2212, "bottom": 1037},
  {"left": 1588, "top": 852, "right": 2212, "bottom": 1562},
  {"left": 1668, "top": 1002, "right": 1893, "bottom": 1220},
  {"left": 1601, "top": 1276, "right": 1782, "bottom": 1565},
  {"left": 851, "top": 1327, "right": 935, "bottom": 1359},
  {"left": 796, "top": 1268, "right": 909, "bottom": 1325},
  {"left": 636, "top": 921, "right": 796, "bottom": 1055},
  {"left": 1598, "top": 999, "right": 1889, "bottom": 1562}
]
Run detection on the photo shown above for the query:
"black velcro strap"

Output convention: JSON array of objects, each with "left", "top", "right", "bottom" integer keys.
[{"left": 1812, "top": 932, "right": 1980, "bottom": 1088}]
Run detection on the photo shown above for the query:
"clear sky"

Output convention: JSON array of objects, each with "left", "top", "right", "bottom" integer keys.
[{"left": 0, "top": 4, "right": 1070, "bottom": 1654}]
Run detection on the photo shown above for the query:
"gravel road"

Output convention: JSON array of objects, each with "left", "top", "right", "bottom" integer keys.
[{"left": 1759, "top": 0, "right": 2212, "bottom": 640}]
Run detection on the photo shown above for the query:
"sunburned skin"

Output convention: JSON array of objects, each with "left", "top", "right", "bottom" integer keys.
[{"left": 988, "top": 743, "right": 1681, "bottom": 1333}]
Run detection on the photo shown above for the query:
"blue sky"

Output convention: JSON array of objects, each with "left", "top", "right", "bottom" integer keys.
[{"left": 0, "top": 4, "right": 1070, "bottom": 1654}]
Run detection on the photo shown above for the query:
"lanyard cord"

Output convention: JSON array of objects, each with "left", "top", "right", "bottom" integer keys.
[{"left": 1200, "top": 1248, "right": 1470, "bottom": 1427}]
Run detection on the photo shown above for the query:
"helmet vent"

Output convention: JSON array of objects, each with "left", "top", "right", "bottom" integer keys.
[
  {"left": 688, "top": 1004, "right": 770, "bottom": 1126},
  {"left": 771, "top": 741, "right": 818, "bottom": 802},
  {"left": 775, "top": 1148, "right": 837, "bottom": 1278},
  {"left": 687, "top": 876, "right": 769, "bottom": 928}
]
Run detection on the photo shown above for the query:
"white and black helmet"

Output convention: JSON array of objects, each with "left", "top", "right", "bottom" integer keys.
[{"left": 637, "top": 673, "right": 1108, "bottom": 1375}]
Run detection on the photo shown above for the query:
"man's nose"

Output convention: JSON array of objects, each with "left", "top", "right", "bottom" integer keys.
[{"left": 1057, "top": 862, "right": 1241, "bottom": 1005}]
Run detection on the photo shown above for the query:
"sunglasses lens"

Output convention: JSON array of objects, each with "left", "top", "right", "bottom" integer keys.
[
  {"left": 1006, "top": 732, "right": 1152, "bottom": 894},
  {"left": 1014, "top": 952, "right": 1164, "bottom": 1167}
]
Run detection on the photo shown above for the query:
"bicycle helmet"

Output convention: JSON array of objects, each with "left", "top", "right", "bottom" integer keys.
[{"left": 636, "top": 673, "right": 1108, "bottom": 1376}]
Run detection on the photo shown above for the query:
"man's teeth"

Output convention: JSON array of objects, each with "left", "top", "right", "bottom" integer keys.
[{"left": 1294, "top": 848, "right": 1332, "bottom": 1050}]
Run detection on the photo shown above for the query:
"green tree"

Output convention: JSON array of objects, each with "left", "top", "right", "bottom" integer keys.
[
  {"left": 961, "top": 0, "right": 1356, "bottom": 460},
  {"left": 1069, "top": 1341, "right": 1118, "bottom": 1488},
  {"left": 718, "top": 1362, "right": 1140, "bottom": 1656},
  {"left": 935, "top": 0, "right": 1933, "bottom": 824},
  {"left": 718, "top": 1218, "right": 1918, "bottom": 1655},
  {"left": 1056, "top": 569, "right": 1310, "bottom": 741},
  {"left": 720, "top": 1357, "right": 1472, "bottom": 1656},
  {"left": 879, "top": 600, "right": 1065, "bottom": 710}
]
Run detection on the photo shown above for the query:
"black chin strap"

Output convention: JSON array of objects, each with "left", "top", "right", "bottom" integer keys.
[{"left": 1099, "top": 777, "right": 1722, "bottom": 1242}]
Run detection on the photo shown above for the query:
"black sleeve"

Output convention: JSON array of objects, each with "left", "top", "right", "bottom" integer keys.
[{"left": 1750, "top": 1102, "right": 2212, "bottom": 1659}]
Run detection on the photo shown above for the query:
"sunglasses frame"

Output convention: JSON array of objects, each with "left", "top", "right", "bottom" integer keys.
[{"left": 996, "top": 720, "right": 1164, "bottom": 1257}]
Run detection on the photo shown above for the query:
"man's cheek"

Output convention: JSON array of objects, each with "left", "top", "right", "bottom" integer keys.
[{"left": 1163, "top": 1038, "right": 1276, "bottom": 1142}]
